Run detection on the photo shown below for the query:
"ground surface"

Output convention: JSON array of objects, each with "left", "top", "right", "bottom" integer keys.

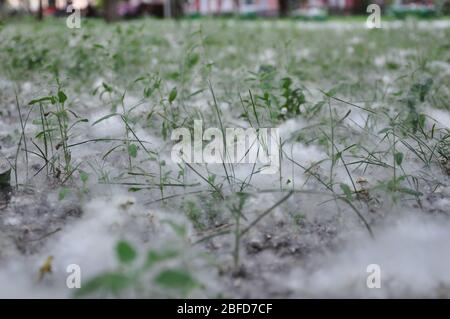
[{"left": 0, "top": 18, "right": 450, "bottom": 298}]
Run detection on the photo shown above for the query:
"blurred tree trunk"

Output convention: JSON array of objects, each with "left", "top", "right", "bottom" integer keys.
[
  {"left": 37, "top": 0, "right": 43, "bottom": 20},
  {"left": 171, "top": 0, "right": 184, "bottom": 19},
  {"left": 104, "top": 0, "right": 119, "bottom": 22},
  {"left": 278, "top": 0, "right": 290, "bottom": 17}
]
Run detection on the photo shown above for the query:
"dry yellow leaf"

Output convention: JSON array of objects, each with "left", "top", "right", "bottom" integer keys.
[{"left": 38, "top": 255, "right": 54, "bottom": 282}]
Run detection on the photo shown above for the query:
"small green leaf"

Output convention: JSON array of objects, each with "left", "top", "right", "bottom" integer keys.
[
  {"left": 116, "top": 241, "right": 137, "bottom": 264},
  {"left": 187, "top": 53, "right": 200, "bottom": 68},
  {"left": 58, "top": 90, "right": 67, "bottom": 104},
  {"left": 326, "top": 88, "right": 338, "bottom": 97},
  {"left": 133, "top": 76, "right": 146, "bottom": 83},
  {"left": 36, "top": 129, "right": 57, "bottom": 139},
  {"left": 92, "top": 113, "right": 119, "bottom": 126},
  {"left": 58, "top": 187, "right": 70, "bottom": 201},
  {"left": 144, "top": 87, "right": 154, "bottom": 98},
  {"left": 79, "top": 171, "right": 89, "bottom": 183},
  {"left": 394, "top": 152, "right": 404, "bottom": 166},
  {"left": 128, "top": 144, "right": 138, "bottom": 158},
  {"left": 102, "top": 82, "right": 113, "bottom": 93},
  {"left": 340, "top": 183, "right": 353, "bottom": 201},
  {"left": 28, "top": 96, "right": 53, "bottom": 105},
  {"left": 154, "top": 268, "right": 198, "bottom": 291},
  {"left": 333, "top": 152, "right": 342, "bottom": 164},
  {"left": 397, "top": 187, "right": 423, "bottom": 197},
  {"left": 168, "top": 87, "right": 177, "bottom": 103}
]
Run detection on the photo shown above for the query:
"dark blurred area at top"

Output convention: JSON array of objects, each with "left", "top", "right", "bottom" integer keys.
[{"left": 0, "top": 0, "right": 449, "bottom": 23}]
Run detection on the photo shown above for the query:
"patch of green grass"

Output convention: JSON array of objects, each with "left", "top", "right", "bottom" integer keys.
[{"left": 1, "top": 18, "right": 450, "bottom": 297}]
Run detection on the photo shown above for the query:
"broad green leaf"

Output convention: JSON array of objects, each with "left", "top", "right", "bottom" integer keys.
[
  {"left": 168, "top": 87, "right": 177, "bottom": 103},
  {"left": 394, "top": 152, "right": 404, "bottom": 166},
  {"left": 187, "top": 53, "right": 200, "bottom": 68},
  {"left": 74, "top": 273, "right": 130, "bottom": 298},
  {"left": 58, "top": 90, "right": 67, "bottom": 104},
  {"left": 154, "top": 268, "right": 198, "bottom": 291},
  {"left": 116, "top": 241, "right": 137, "bottom": 264}
]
